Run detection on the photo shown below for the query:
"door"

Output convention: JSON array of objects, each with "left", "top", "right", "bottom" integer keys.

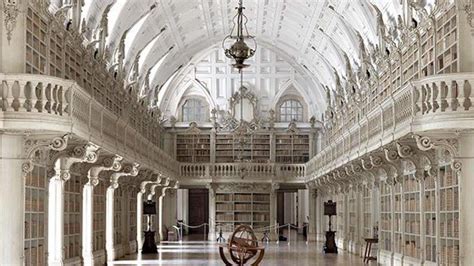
[{"left": 188, "top": 189, "right": 209, "bottom": 234}]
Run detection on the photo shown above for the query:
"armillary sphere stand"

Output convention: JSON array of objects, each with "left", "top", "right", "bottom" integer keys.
[{"left": 219, "top": 225, "right": 265, "bottom": 266}]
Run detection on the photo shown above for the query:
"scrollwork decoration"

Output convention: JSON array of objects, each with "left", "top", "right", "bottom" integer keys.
[{"left": 3, "top": 0, "right": 20, "bottom": 44}]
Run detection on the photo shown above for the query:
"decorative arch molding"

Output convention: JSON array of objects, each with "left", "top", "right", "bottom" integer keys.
[{"left": 165, "top": 80, "right": 217, "bottom": 120}]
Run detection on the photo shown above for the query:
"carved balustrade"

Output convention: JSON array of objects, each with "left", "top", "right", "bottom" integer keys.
[
  {"left": 179, "top": 162, "right": 306, "bottom": 181},
  {"left": 0, "top": 73, "right": 178, "bottom": 177},
  {"left": 307, "top": 73, "right": 474, "bottom": 181}
]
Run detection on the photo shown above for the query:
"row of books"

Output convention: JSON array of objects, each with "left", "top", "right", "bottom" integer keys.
[
  {"left": 440, "top": 218, "right": 459, "bottom": 238},
  {"left": 24, "top": 245, "right": 45, "bottom": 265},
  {"left": 440, "top": 245, "right": 460, "bottom": 265},
  {"left": 25, "top": 198, "right": 45, "bottom": 212},
  {"left": 25, "top": 174, "right": 46, "bottom": 188},
  {"left": 25, "top": 220, "right": 45, "bottom": 239},
  {"left": 64, "top": 222, "right": 81, "bottom": 235},
  {"left": 217, "top": 203, "right": 233, "bottom": 211},
  {"left": 440, "top": 188, "right": 459, "bottom": 210},
  {"left": 235, "top": 214, "right": 252, "bottom": 221},
  {"left": 404, "top": 198, "right": 420, "bottom": 212},
  {"left": 216, "top": 214, "right": 233, "bottom": 221}
]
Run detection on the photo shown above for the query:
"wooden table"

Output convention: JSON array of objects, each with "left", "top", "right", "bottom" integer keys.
[{"left": 363, "top": 238, "right": 378, "bottom": 263}]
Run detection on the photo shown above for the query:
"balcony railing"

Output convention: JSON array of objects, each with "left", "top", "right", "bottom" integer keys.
[
  {"left": 179, "top": 162, "right": 306, "bottom": 181},
  {"left": 306, "top": 73, "right": 474, "bottom": 181},
  {"left": 0, "top": 73, "right": 179, "bottom": 176}
]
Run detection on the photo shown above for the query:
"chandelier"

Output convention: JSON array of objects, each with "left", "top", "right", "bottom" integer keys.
[{"left": 222, "top": 0, "right": 257, "bottom": 70}]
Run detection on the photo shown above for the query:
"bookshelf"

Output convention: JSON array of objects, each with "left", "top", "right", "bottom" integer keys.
[
  {"left": 215, "top": 192, "right": 270, "bottom": 232},
  {"left": 424, "top": 171, "right": 437, "bottom": 263},
  {"left": 114, "top": 188, "right": 123, "bottom": 245},
  {"left": 25, "top": 7, "right": 47, "bottom": 74},
  {"left": 24, "top": 165, "right": 47, "bottom": 266},
  {"left": 64, "top": 174, "right": 82, "bottom": 260},
  {"left": 129, "top": 192, "right": 137, "bottom": 242},
  {"left": 420, "top": 26, "right": 435, "bottom": 77},
  {"left": 402, "top": 174, "right": 421, "bottom": 259},
  {"left": 347, "top": 191, "right": 357, "bottom": 242},
  {"left": 362, "top": 187, "right": 372, "bottom": 238},
  {"left": 251, "top": 134, "right": 271, "bottom": 163},
  {"left": 215, "top": 134, "right": 234, "bottom": 163},
  {"left": 439, "top": 164, "right": 460, "bottom": 265},
  {"left": 176, "top": 134, "right": 211, "bottom": 163},
  {"left": 435, "top": 5, "right": 458, "bottom": 74},
  {"left": 380, "top": 182, "right": 392, "bottom": 251},
  {"left": 93, "top": 182, "right": 106, "bottom": 252},
  {"left": 275, "top": 134, "right": 310, "bottom": 163},
  {"left": 336, "top": 194, "right": 345, "bottom": 239},
  {"left": 393, "top": 182, "right": 402, "bottom": 254},
  {"left": 401, "top": 40, "right": 420, "bottom": 84}
]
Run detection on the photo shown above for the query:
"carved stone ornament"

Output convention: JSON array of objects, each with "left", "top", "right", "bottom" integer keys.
[
  {"left": 464, "top": 3, "right": 474, "bottom": 28},
  {"left": 185, "top": 121, "right": 201, "bottom": 134},
  {"left": 22, "top": 134, "right": 70, "bottom": 175},
  {"left": 413, "top": 134, "right": 459, "bottom": 158},
  {"left": 216, "top": 183, "right": 271, "bottom": 193},
  {"left": 3, "top": 0, "right": 20, "bottom": 44},
  {"left": 396, "top": 142, "right": 414, "bottom": 158}
]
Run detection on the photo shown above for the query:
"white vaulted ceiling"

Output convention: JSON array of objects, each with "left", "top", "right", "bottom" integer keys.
[{"left": 79, "top": 0, "right": 404, "bottom": 116}]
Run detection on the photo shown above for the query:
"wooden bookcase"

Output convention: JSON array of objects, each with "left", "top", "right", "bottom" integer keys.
[
  {"left": 129, "top": 192, "right": 137, "bottom": 242},
  {"left": 215, "top": 134, "right": 234, "bottom": 163},
  {"left": 393, "top": 182, "right": 403, "bottom": 254},
  {"left": 347, "top": 191, "right": 357, "bottom": 242},
  {"left": 25, "top": 7, "right": 47, "bottom": 74},
  {"left": 64, "top": 174, "right": 82, "bottom": 260},
  {"left": 24, "top": 165, "right": 47, "bottom": 266},
  {"left": 275, "top": 134, "right": 309, "bottom": 163},
  {"left": 424, "top": 171, "right": 437, "bottom": 263},
  {"left": 93, "top": 182, "right": 106, "bottom": 252},
  {"left": 114, "top": 188, "right": 123, "bottom": 245},
  {"left": 176, "top": 134, "right": 211, "bottom": 163},
  {"left": 380, "top": 182, "right": 392, "bottom": 251},
  {"left": 336, "top": 194, "right": 345, "bottom": 239},
  {"left": 215, "top": 133, "right": 271, "bottom": 163},
  {"left": 362, "top": 187, "right": 372, "bottom": 238},
  {"left": 402, "top": 174, "right": 421, "bottom": 259},
  {"left": 215, "top": 192, "right": 270, "bottom": 232},
  {"left": 401, "top": 40, "right": 420, "bottom": 84},
  {"left": 435, "top": 5, "right": 458, "bottom": 74},
  {"left": 439, "top": 164, "right": 460, "bottom": 265}
]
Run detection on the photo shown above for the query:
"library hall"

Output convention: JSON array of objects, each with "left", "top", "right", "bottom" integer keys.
[{"left": 0, "top": 0, "right": 473, "bottom": 265}]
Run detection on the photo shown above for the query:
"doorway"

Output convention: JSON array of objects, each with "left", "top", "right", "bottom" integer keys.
[{"left": 188, "top": 189, "right": 209, "bottom": 234}]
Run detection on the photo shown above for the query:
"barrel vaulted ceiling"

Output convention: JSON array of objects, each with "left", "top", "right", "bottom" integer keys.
[{"left": 76, "top": 0, "right": 413, "bottom": 115}]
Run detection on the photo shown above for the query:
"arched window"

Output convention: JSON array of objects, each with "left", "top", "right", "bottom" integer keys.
[
  {"left": 279, "top": 99, "right": 303, "bottom": 122},
  {"left": 182, "top": 98, "right": 208, "bottom": 122}
]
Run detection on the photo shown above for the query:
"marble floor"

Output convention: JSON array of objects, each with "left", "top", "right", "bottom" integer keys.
[{"left": 113, "top": 236, "right": 371, "bottom": 266}]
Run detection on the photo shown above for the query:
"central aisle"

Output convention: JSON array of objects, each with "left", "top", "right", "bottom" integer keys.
[{"left": 112, "top": 240, "right": 368, "bottom": 266}]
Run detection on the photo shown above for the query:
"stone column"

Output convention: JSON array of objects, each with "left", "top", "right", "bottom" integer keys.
[
  {"left": 270, "top": 183, "right": 279, "bottom": 240},
  {"left": 48, "top": 143, "right": 99, "bottom": 266},
  {"left": 207, "top": 183, "right": 217, "bottom": 241},
  {"left": 157, "top": 187, "right": 168, "bottom": 241},
  {"left": 136, "top": 184, "right": 146, "bottom": 253},
  {"left": 0, "top": 134, "right": 25, "bottom": 265},
  {"left": 307, "top": 187, "right": 318, "bottom": 242},
  {"left": 82, "top": 155, "right": 123, "bottom": 266},
  {"left": 106, "top": 163, "right": 139, "bottom": 262}
]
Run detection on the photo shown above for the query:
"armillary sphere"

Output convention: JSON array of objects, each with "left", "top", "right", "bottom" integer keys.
[{"left": 219, "top": 224, "right": 265, "bottom": 266}]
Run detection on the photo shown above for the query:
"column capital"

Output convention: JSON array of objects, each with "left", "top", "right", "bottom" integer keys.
[
  {"left": 51, "top": 143, "right": 100, "bottom": 181},
  {"left": 22, "top": 134, "right": 70, "bottom": 175},
  {"left": 87, "top": 155, "right": 123, "bottom": 186},
  {"left": 110, "top": 162, "right": 140, "bottom": 189}
]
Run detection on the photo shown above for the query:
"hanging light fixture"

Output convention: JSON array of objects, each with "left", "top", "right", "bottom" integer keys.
[{"left": 222, "top": 0, "right": 257, "bottom": 70}]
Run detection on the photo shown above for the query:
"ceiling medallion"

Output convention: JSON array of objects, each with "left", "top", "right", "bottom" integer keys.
[{"left": 222, "top": 0, "right": 257, "bottom": 70}]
